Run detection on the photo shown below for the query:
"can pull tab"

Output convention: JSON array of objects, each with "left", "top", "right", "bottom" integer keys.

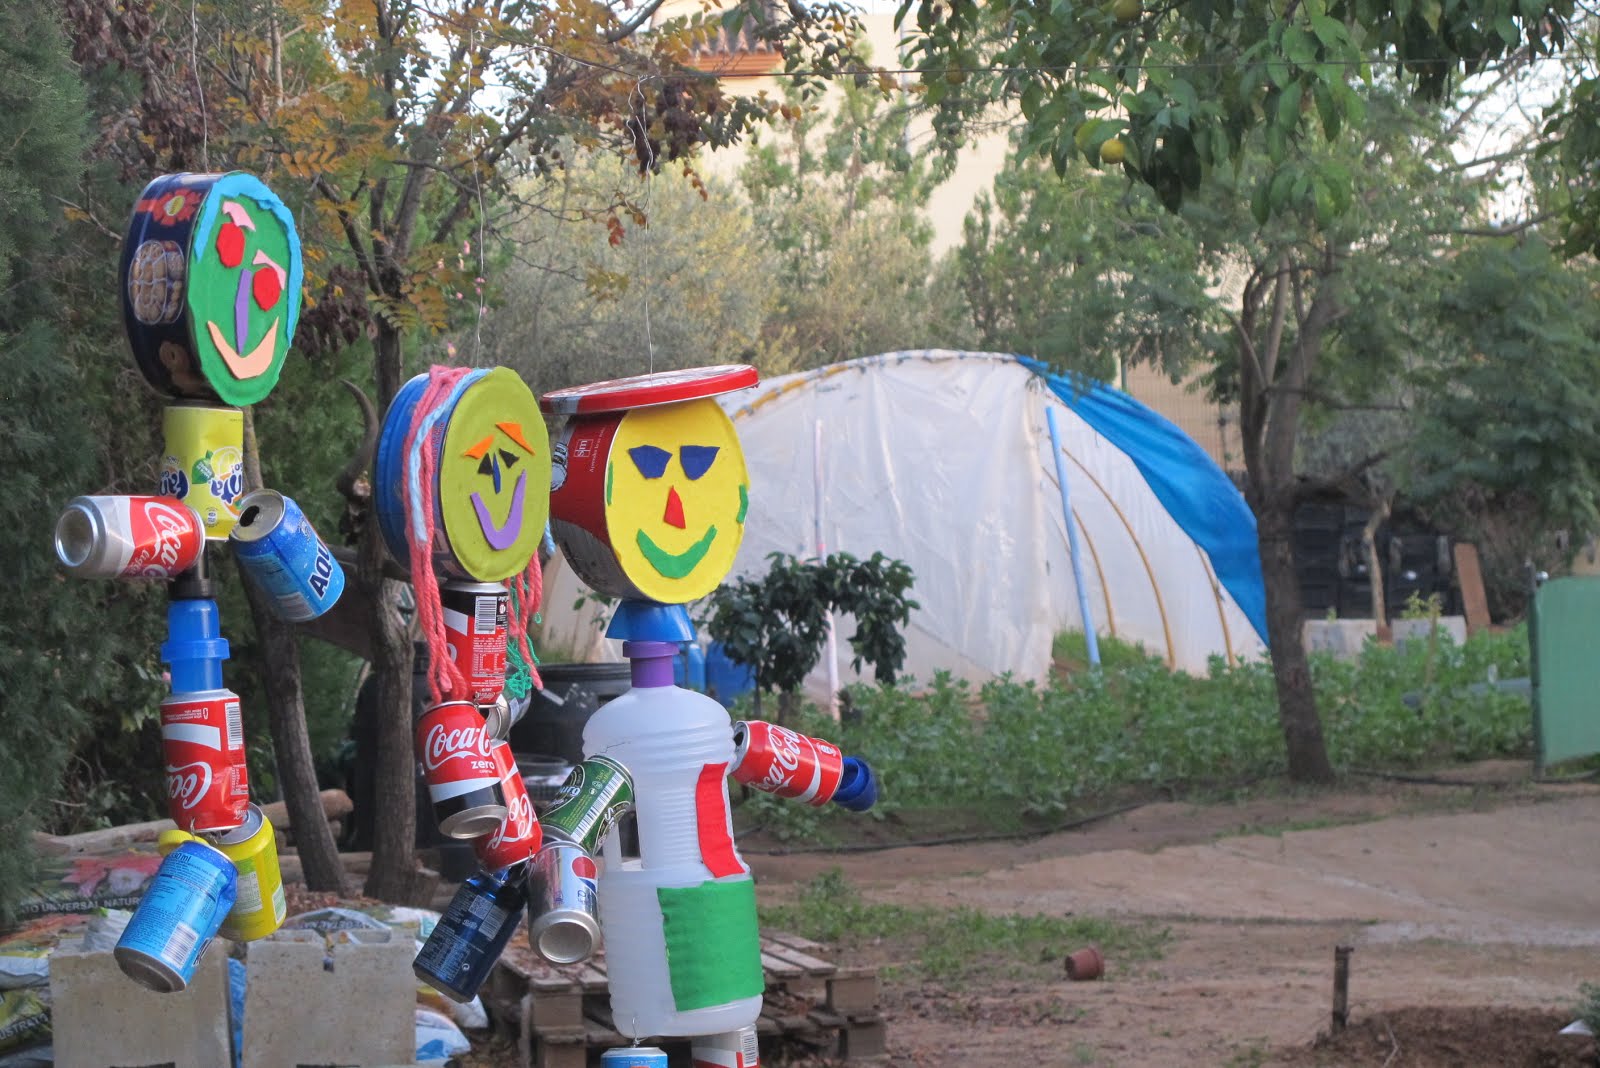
[{"left": 158, "top": 828, "right": 203, "bottom": 855}]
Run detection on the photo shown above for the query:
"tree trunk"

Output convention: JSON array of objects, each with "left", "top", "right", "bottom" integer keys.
[
  {"left": 361, "top": 321, "right": 427, "bottom": 903},
  {"left": 1362, "top": 497, "right": 1392, "bottom": 640},
  {"left": 1256, "top": 500, "right": 1336, "bottom": 783},
  {"left": 239, "top": 408, "right": 348, "bottom": 893}
]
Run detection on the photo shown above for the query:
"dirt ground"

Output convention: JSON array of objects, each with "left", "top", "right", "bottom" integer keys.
[{"left": 742, "top": 764, "right": 1600, "bottom": 1067}]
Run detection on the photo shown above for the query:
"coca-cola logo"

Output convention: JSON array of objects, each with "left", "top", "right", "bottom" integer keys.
[
  {"left": 166, "top": 760, "right": 214, "bottom": 810},
  {"left": 759, "top": 724, "right": 805, "bottom": 791},
  {"left": 488, "top": 793, "right": 534, "bottom": 848},
  {"left": 421, "top": 720, "right": 492, "bottom": 773},
  {"left": 134, "top": 499, "right": 194, "bottom": 577}
]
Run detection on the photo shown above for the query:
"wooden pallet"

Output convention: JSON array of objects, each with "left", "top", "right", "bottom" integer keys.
[{"left": 484, "top": 930, "right": 885, "bottom": 1067}]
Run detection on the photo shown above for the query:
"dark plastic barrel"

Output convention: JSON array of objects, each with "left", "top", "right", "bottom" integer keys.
[{"left": 510, "top": 662, "right": 634, "bottom": 764}]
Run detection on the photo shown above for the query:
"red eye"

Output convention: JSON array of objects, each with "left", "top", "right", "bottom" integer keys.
[
  {"left": 216, "top": 222, "right": 245, "bottom": 268},
  {"left": 252, "top": 267, "right": 282, "bottom": 310}
]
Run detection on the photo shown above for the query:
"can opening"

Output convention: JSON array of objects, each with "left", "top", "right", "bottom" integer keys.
[
  {"left": 231, "top": 489, "right": 284, "bottom": 542},
  {"left": 537, "top": 918, "right": 596, "bottom": 964},
  {"left": 239, "top": 504, "right": 261, "bottom": 527},
  {"left": 54, "top": 508, "right": 94, "bottom": 568}
]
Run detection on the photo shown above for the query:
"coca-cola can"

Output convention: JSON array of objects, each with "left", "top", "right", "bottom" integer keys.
[
  {"left": 730, "top": 721, "right": 845, "bottom": 807},
  {"left": 474, "top": 741, "right": 542, "bottom": 872},
  {"left": 440, "top": 581, "right": 508, "bottom": 705},
  {"left": 161, "top": 688, "right": 248, "bottom": 833},
  {"left": 55, "top": 495, "right": 204, "bottom": 580},
  {"left": 417, "top": 700, "right": 506, "bottom": 839}
]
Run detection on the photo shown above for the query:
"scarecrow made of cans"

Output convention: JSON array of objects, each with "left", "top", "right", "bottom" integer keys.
[
  {"left": 58, "top": 172, "right": 879, "bottom": 1066},
  {"left": 56, "top": 172, "right": 342, "bottom": 992}
]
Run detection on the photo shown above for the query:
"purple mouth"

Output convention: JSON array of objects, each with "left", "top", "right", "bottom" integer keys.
[{"left": 471, "top": 469, "right": 527, "bottom": 550}]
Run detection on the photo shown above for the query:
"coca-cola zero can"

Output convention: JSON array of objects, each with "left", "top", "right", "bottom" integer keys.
[
  {"left": 730, "top": 721, "right": 845, "bottom": 806},
  {"left": 417, "top": 700, "right": 506, "bottom": 839},
  {"left": 440, "top": 580, "right": 509, "bottom": 705},
  {"left": 473, "top": 741, "right": 542, "bottom": 872},
  {"left": 161, "top": 688, "right": 248, "bottom": 833},
  {"left": 55, "top": 495, "right": 204, "bottom": 580}
]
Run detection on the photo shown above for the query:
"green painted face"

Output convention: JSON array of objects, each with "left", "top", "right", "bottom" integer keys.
[{"left": 185, "top": 173, "right": 303, "bottom": 406}]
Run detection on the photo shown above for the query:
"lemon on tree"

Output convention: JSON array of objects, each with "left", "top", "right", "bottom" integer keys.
[
  {"left": 1100, "top": 138, "right": 1127, "bottom": 164},
  {"left": 1112, "top": 0, "right": 1141, "bottom": 22}
]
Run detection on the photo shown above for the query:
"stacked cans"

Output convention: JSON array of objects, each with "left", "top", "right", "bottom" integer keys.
[{"left": 525, "top": 756, "right": 634, "bottom": 965}]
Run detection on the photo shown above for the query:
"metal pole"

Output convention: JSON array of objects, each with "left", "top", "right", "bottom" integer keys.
[
  {"left": 1046, "top": 406, "right": 1100, "bottom": 667},
  {"left": 816, "top": 419, "right": 840, "bottom": 718},
  {"left": 1332, "top": 944, "right": 1353, "bottom": 1033}
]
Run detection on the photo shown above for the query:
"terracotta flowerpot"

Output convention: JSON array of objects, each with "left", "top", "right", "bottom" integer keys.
[{"left": 1065, "top": 945, "right": 1104, "bottom": 981}]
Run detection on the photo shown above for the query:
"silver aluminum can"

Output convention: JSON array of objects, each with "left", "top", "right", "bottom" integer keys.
[
  {"left": 483, "top": 693, "right": 512, "bottom": 741},
  {"left": 525, "top": 840, "right": 601, "bottom": 965}
]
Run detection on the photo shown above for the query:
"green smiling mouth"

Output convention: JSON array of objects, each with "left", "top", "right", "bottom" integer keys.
[{"left": 637, "top": 525, "right": 719, "bottom": 579}]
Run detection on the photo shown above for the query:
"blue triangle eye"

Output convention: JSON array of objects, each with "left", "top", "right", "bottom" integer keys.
[
  {"left": 680, "top": 445, "right": 719, "bottom": 480},
  {"left": 629, "top": 445, "right": 671, "bottom": 479}
]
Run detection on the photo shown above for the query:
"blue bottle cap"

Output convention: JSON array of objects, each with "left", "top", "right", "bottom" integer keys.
[
  {"left": 605, "top": 600, "right": 695, "bottom": 643},
  {"left": 832, "top": 757, "right": 878, "bottom": 812},
  {"left": 161, "top": 599, "right": 230, "bottom": 693}
]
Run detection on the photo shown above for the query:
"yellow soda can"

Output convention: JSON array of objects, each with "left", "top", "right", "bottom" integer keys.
[
  {"left": 161, "top": 803, "right": 286, "bottom": 941},
  {"left": 160, "top": 402, "right": 245, "bottom": 539}
]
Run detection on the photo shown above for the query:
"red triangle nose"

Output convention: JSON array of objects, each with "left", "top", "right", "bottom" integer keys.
[{"left": 663, "top": 485, "right": 686, "bottom": 529}]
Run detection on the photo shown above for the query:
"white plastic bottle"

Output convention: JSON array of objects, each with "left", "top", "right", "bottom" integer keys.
[{"left": 584, "top": 641, "right": 762, "bottom": 1039}]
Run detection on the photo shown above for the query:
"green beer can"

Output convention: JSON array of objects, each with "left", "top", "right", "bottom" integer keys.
[{"left": 540, "top": 755, "right": 634, "bottom": 853}]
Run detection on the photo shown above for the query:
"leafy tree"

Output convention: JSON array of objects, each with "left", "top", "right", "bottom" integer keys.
[
  {"left": 703, "top": 552, "right": 918, "bottom": 719},
  {"left": 0, "top": 2, "right": 172, "bottom": 918},
  {"left": 954, "top": 87, "right": 1492, "bottom": 781},
  {"left": 898, "top": 0, "right": 1573, "bottom": 219},
  {"left": 740, "top": 81, "right": 971, "bottom": 367}
]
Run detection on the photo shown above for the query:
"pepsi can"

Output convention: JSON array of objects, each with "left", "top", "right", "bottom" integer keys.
[
  {"left": 114, "top": 841, "right": 237, "bottom": 992},
  {"left": 525, "top": 840, "right": 601, "bottom": 965},
  {"left": 413, "top": 865, "right": 528, "bottom": 1003},
  {"left": 229, "top": 489, "right": 344, "bottom": 622},
  {"left": 601, "top": 1048, "right": 668, "bottom": 1067}
]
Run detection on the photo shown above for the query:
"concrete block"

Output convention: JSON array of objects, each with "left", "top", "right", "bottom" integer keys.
[
  {"left": 50, "top": 940, "right": 232, "bottom": 1068},
  {"left": 242, "top": 936, "right": 414, "bottom": 1068},
  {"left": 1392, "top": 615, "right": 1468, "bottom": 651},
  {"left": 1302, "top": 619, "right": 1378, "bottom": 660}
]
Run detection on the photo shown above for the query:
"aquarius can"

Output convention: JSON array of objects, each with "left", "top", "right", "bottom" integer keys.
[
  {"left": 208, "top": 804, "right": 286, "bottom": 941},
  {"left": 413, "top": 866, "right": 528, "bottom": 1003},
  {"left": 730, "top": 721, "right": 844, "bottom": 806},
  {"left": 539, "top": 755, "right": 634, "bottom": 853},
  {"left": 601, "top": 1048, "right": 669, "bottom": 1068},
  {"left": 525, "top": 840, "right": 601, "bottom": 965},
  {"left": 54, "top": 495, "right": 204, "bottom": 580},
  {"left": 114, "top": 841, "right": 237, "bottom": 993},
  {"left": 440, "top": 580, "right": 508, "bottom": 704},
  {"left": 691, "top": 1027, "right": 761, "bottom": 1068},
  {"left": 474, "top": 741, "right": 542, "bottom": 873},
  {"left": 161, "top": 688, "right": 248, "bottom": 833},
  {"left": 417, "top": 700, "right": 506, "bottom": 839},
  {"left": 160, "top": 402, "right": 246, "bottom": 538},
  {"left": 230, "top": 488, "right": 345, "bottom": 621}
]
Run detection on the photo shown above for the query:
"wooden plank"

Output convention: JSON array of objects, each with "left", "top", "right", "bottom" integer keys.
[
  {"left": 765, "top": 930, "right": 830, "bottom": 955},
  {"left": 528, "top": 990, "right": 584, "bottom": 1033},
  {"left": 825, "top": 973, "right": 879, "bottom": 1015},
  {"left": 760, "top": 950, "right": 804, "bottom": 979},
  {"left": 1455, "top": 543, "right": 1491, "bottom": 634},
  {"left": 577, "top": 963, "right": 609, "bottom": 991},
  {"left": 762, "top": 941, "right": 837, "bottom": 976}
]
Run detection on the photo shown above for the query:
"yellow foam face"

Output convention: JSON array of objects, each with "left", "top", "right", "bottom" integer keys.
[
  {"left": 439, "top": 367, "right": 551, "bottom": 582},
  {"left": 605, "top": 398, "right": 748, "bottom": 603}
]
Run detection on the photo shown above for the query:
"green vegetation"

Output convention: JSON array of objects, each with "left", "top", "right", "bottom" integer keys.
[
  {"left": 740, "top": 628, "right": 1531, "bottom": 843},
  {"left": 760, "top": 869, "right": 1168, "bottom": 984}
]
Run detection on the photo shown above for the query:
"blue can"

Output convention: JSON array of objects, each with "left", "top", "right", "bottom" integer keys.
[
  {"left": 600, "top": 1048, "right": 669, "bottom": 1067},
  {"left": 413, "top": 866, "right": 528, "bottom": 1003},
  {"left": 114, "top": 842, "right": 237, "bottom": 993},
  {"left": 229, "top": 489, "right": 344, "bottom": 621}
]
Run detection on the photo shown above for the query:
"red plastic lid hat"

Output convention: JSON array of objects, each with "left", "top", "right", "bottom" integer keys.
[{"left": 540, "top": 365, "right": 758, "bottom": 416}]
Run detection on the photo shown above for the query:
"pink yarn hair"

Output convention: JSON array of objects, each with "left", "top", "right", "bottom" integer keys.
[{"left": 405, "top": 364, "right": 546, "bottom": 705}]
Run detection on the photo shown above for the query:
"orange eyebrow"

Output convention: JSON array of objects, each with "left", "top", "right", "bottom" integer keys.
[
  {"left": 462, "top": 434, "right": 494, "bottom": 459},
  {"left": 497, "top": 422, "right": 534, "bottom": 452}
]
